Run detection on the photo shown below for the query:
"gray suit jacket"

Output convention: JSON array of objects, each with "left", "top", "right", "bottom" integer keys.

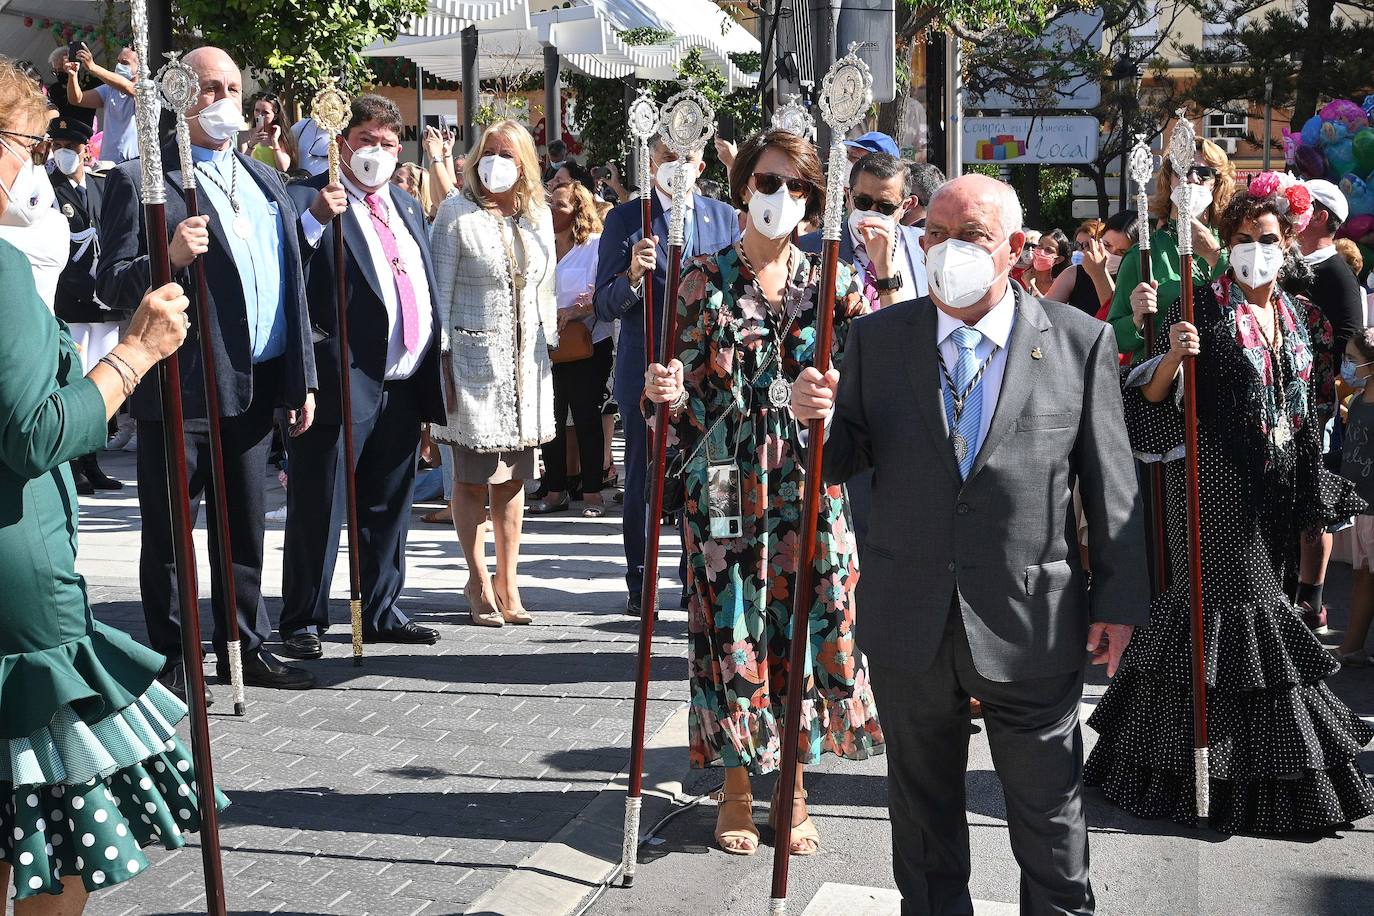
[{"left": 823, "top": 284, "right": 1149, "bottom": 681}]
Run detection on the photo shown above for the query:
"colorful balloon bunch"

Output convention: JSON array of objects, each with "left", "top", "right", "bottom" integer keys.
[{"left": 1285, "top": 95, "right": 1374, "bottom": 268}]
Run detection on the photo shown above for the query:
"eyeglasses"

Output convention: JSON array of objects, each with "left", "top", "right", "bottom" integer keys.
[
  {"left": 0, "top": 129, "right": 49, "bottom": 151},
  {"left": 851, "top": 193, "right": 902, "bottom": 216},
  {"left": 752, "top": 172, "right": 813, "bottom": 199},
  {"left": 1185, "top": 165, "right": 1216, "bottom": 183}
]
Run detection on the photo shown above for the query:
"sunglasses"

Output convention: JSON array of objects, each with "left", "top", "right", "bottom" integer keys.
[
  {"left": 851, "top": 193, "right": 902, "bottom": 217},
  {"left": 752, "top": 171, "right": 812, "bottom": 199},
  {"left": 1185, "top": 165, "right": 1216, "bottom": 183}
]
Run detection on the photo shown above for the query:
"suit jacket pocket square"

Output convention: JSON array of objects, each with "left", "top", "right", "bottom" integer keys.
[{"left": 1024, "top": 560, "right": 1073, "bottom": 596}]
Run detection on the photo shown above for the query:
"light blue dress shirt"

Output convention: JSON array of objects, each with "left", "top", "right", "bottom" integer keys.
[{"left": 190, "top": 145, "right": 287, "bottom": 363}]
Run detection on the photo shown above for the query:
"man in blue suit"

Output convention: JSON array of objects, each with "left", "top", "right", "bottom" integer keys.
[
  {"left": 594, "top": 139, "right": 740, "bottom": 615},
  {"left": 279, "top": 95, "right": 446, "bottom": 658}
]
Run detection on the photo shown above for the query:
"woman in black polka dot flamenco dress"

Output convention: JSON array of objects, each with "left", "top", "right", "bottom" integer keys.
[
  {"left": 1085, "top": 175, "right": 1374, "bottom": 834},
  {"left": 0, "top": 63, "right": 226, "bottom": 910}
]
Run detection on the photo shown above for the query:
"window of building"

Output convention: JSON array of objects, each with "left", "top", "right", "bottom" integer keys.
[{"left": 1204, "top": 110, "right": 1247, "bottom": 139}]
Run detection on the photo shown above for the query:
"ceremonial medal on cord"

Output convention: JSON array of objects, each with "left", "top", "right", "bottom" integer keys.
[{"left": 768, "top": 376, "right": 791, "bottom": 409}]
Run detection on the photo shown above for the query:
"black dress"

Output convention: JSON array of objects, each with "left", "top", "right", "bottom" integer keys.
[
  {"left": 1085, "top": 276, "right": 1374, "bottom": 834},
  {"left": 1065, "top": 265, "right": 1102, "bottom": 316}
]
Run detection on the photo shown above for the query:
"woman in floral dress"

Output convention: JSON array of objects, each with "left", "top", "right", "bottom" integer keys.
[
  {"left": 645, "top": 130, "right": 883, "bottom": 857},
  {"left": 1085, "top": 173, "right": 1374, "bottom": 833}
]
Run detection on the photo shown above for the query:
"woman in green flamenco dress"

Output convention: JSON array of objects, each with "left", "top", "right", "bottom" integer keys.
[{"left": 0, "top": 61, "right": 226, "bottom": 912}]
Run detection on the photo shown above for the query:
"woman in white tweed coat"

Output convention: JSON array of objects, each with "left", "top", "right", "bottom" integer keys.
[{"left": 429, "top": 120, "right": 557, "bottom": 627}]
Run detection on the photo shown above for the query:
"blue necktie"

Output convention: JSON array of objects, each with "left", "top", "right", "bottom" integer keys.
[
  {"left": 680, "top": 206, "right": 696, "bottom": 266},
  {"left": 943, "top": 325, "right": 984, "bottom": 479}
]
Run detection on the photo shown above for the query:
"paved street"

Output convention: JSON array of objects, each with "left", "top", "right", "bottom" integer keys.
[{"left": 73, "top": 447, "right": 1374, "bottom": 915}]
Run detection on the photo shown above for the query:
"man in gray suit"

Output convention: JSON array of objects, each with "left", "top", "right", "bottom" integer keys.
[{"left": 793, "top": 174, "right": 1148, "bottom": 916}]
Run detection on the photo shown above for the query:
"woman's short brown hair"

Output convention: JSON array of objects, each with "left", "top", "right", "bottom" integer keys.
[
  {"left": 0, "top": 59, "right": 51, "bottom": 141},
  {"left": 1216, "top": 185, "right": 1297, "bottom": 246},
  {"left": 1075, "top": 218, "right": 1104, "bottom": 240},
  {"left": 728, "top": 129, "right": 826, "bottom": 224}
]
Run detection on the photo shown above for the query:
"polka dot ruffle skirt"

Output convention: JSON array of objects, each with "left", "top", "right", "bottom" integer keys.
[
  {"left": 2, "top": 738, "right": 229, "bottom": 900},
  {"left": 1086, "top": 592, "right": 1374, "bottom": 834}
]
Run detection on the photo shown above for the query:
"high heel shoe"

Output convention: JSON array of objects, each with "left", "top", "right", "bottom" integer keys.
[
  {"left": 465, "top": 585, "right": 503, "bottom": 628},
  {"left": 768, "top": 788, "right": 820, "bottom": 856},
  {"left": 710, "top": 791, "right": 759, "bottom": 856},
  {"left": 494, "top": 594, "right": 532, "bottom": 626}
]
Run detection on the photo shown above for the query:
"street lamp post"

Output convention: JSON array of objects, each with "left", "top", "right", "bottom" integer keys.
[{"left": 1113, "top": 55, "right": 1141, "bottom": 212}]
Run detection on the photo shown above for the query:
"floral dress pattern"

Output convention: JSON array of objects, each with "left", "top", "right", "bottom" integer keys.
[
  {"left": 669, "top": 246, "right": 884, "bottom": 775},
  {"left": 1085, "top": 276, "right": 1374, "bottom": 834}
]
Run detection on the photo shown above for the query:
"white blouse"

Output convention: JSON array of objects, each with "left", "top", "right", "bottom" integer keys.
[{"left": 555, "top": 234, "right": 612, "bottom": 345}]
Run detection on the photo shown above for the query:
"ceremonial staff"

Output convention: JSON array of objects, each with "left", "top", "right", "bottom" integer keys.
[
  {"left": 627, "top": 88, "right": 659, "bottom": 370},
  {"left": 770, "top": 93, "right": 817, "bottom": 142},
  {"left": 157, "top": 52, "right": 246, "bottom": 717},
  {"left": 770, "top": 47, "right": 871, "bottom": 915},
  {"left": 311, "top": 79, "right": 365, "bottom": 667},
  {"left": 620, "top": 85, "right": 715, "bottom": 887},
  {"left": 129, "top": 0, "right": 227, "bottom": 910},
  {"left": 1168, "top": 111, "right": 1210, "bottom": 822},
  {"left": 1129, "top": 135, "right": 1170, "bottom": 598}
]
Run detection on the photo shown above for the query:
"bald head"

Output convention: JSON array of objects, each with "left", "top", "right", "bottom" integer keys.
[
  {"left": 921, "top": 173, "right": 1027, "bottom": 317},
  {"left": 183, "top": 47, "right": 243, "bottom": 149}
]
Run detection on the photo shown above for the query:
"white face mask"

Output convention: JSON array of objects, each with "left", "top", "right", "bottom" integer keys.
[
  {"left": 1105, "top": 252, "right": 1123, "bottom": 275},
  {"left": 1171, "top": 182, "right": 1213, "bottom": 219},
  {"left": 346, "top": 140, "right": 398, "bottom": 189},
  {"left": 656, "top": 160, "right": 695, "bottom": 197},
  {"left": 748, "top": 187, "right": 807, "bottom": 240},
  {"left": 1230, "top": 241, "right": 1284, "bottom": 288},
  {"left": 848, "top": 209, "right": 894, "bottom": 250},
  {"left": 0, "top": 206, "right": 71, "bottom": 308},
  {"left": 479, "top": 154, "right": 519, "bottom": 193},
  {"left": 926, "top": 237, "right": 1009, "bottom": 311},
  {"left": 0, "top": 140, "right": 53, "bottom": 227},
  {"left": 52, "top": 148, "right": 82, "bottom": 177},
  {"left": 195, "top": 98, "right": 247, "bottom": 142}
]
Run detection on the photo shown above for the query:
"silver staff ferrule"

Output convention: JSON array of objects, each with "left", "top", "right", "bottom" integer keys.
[
  {"left": 1194, "top": 746, "right": 1210, "bottom": 819},
  {"left": 621, "top": 796, "right": 642, "bottom": 885},
  {"left": 821, "top": 141, "right": 848, "bottom": 243},
  {"left": 667, "top": 159, "right": 693, "bottom": 249},
  {"left": 134, "top": 79, "right": 166, "bottom": 206},
  {"left": 769, "top": 897, "right": 787, "bottom": 914}
]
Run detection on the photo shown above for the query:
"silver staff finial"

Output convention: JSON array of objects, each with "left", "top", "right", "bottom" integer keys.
[
  {"left": 771, "top": 94, "right": 816, "bottom": 142},
  {"left": 1168, "top": 111, "right": 1197, "bottom": 256},
  {"left": 818, "top": 44, "right": 874, "bottom": 242},
  {"left": 129, "top": 0, "right": 164, "bottom": 206},
  {"left": 658, "top": 87, "right": 716, "bottom": 248}
]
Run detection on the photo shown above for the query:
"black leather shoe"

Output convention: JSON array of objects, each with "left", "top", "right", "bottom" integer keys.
[
  {"left": 158, "top": 663, "right": 214, "bottom": 708},
  {"left": 80, "top": 456, "right": 123, "bottom": 490},
  {"left": 626, "top": 593, "right": 659, "bottom": 620},
  {"left": 224, "top": 649, "right": 316, "bottom": 690},
  {"left": 279, "top": 632, "right": 323, "bottom": 660},
  {"left": 363, "top": 621, "right": 440, "bottom": 645}
]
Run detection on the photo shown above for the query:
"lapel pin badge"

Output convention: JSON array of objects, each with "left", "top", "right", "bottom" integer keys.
[{"left": 1031, "top": 347, "right": 1043, "bottom": 360}]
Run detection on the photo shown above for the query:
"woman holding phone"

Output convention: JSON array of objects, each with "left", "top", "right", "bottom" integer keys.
[{"left": 241, "top": 91, "right": 296, "bottom": 174}]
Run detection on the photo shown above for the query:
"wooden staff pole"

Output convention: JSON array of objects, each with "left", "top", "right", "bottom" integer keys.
[
  {"left": 621, "top": 87, "right": 713, "bottom": 887},
  {"left": 1168, "top": 113, "right": 1209, "bottom": 822},
  {"left": 130, "top": 6, "right": 227, "bottom": 911},
  {"left": 312, "top": 80, "right": 365, "bottom": 666},
  {"left": 770, "top": 48, "right": 871, "bottom": 915},
  {"left": 159, "top": 54, "right": 245, "bottom": 716}
]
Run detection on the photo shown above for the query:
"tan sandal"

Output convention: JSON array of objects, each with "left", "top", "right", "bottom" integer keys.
[
  {"left": 769, "top": 788, "right": 820, "bottom": 856},
  {"left": 465, "top": 585, "right": 503, "bottom": 628},
  {"left": 710, "top": 790, "right": 759, "bottom": 856}
]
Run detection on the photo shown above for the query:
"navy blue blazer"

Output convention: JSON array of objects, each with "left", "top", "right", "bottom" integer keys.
[
  {"left": 799, "top": 221, "right": 928, "bottom": 299},
  {"left": 593, "top": 192, "right": 739, "bottom": 394},
  {"left": 287, "top": 173, "right": 445, "bottom": 428},
  {"left": 97, "top": 143, "right": 317, "bottom": 421}
]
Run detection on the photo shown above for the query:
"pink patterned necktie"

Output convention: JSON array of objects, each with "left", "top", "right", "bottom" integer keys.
[
  {"left": 859, "top": 251, "right": 882, "bottom": 312},
  {"left": 363, "top": 192, "right": 419, "bottom": 353}
]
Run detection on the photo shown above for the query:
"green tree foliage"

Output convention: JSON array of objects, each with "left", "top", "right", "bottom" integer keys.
[
  {"left": 176, "top": 0, "right": 427, "bottom": 114},
  {"left": 1179, "top": 0, "right": 1374, "bottom": 130}
]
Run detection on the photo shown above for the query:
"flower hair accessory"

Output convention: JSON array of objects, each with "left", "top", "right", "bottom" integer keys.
[
  {"left": 1363, "top": 326, "right": 1374, "bottom": 351},
  {"left": 1249, "top": 171, "right": 1313, "bottom": 233}
]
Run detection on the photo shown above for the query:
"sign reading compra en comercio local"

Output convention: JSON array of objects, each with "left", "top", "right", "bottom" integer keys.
[{"left": 961, "top": 116, "right": 1100, "bottom": 165}]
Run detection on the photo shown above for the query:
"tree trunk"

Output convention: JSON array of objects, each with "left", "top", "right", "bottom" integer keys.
[
  {"left": 1291, "top": 0, "right": 1334, "bottom": 129},
  {"left": 1022, "top": 164, "right": 1041, "bottom": 227}
]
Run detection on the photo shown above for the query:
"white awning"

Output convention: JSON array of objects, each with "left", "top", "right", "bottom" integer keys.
[{"left": 365, "top": 0, "right": 758, "bottom": 89}]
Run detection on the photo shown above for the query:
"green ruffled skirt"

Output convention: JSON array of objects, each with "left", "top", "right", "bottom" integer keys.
[{"left": 2, "top": 624, "right": 229, "bottom": 900}]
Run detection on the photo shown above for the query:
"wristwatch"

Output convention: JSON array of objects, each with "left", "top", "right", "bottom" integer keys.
[{"left": 874, "top": 273, "right": 903, "bottom": 292}]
